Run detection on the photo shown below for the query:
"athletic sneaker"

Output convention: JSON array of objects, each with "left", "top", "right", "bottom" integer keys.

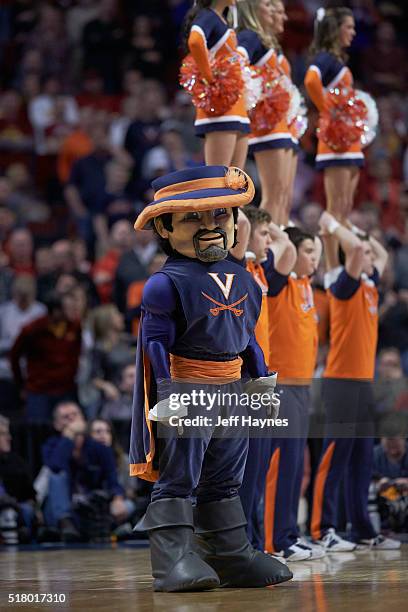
[
  {"left": 315, "top": 528, "right": 356, "bottom": 552},
  {"left": 296, "top": 537, "right": 326, "bottom": 559},
  {"left": 272, "top": 543, "right": 312, "bottom": 562},
  {"left": 356, "top": 535, "right": 401, "bottom": 550}
]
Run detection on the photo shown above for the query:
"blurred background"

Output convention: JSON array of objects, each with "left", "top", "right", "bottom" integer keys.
[{"left": 0, "top": 0, "right": 407, "bottom": 544}]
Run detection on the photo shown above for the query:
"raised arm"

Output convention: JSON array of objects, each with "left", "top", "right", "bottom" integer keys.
[
  {"left": 269, "top": 221, "right": 297, "bottom": 275},
  {"left": 319, "top": 211, "right": 364, "bottom": 280},
  {"left": 230, "top": 208, "right": 251, "bottom": 261}
]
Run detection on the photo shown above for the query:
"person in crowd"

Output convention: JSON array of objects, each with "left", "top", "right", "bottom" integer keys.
[
  {"left": 36, "top": 239, "right": 99, "bottom": 306},
  {"left": 42, "top": 401, "right": 126, "bottom": 542},
  {"left": 100, "top": 362, "right": 135, "bottom": 449},
  {"left": 89, "top": 418, "right": 137, "bottom": 516},
  {"left": 92, "top": 220, "right": 135, "bottom": 304},
  {"left": 5, "top": 228, "right": 35, "bottom": 277},
  {"left": 371, "top": 414, "right": 408, "bottom": 533},
  {"left": 0, "top": 414, "right": 37, "bottom": 544},
  {"left": 0, "top": 275, "right": 46, "bottom": 383},
  {"left": 88, "top": 305, "right": 135, "bottom": 404},
  {"left": 10, "top": 291, "right": 81, "bottom": 425},
  {"left": 373, "top": 347, "right": 408, "bottom": 416}
]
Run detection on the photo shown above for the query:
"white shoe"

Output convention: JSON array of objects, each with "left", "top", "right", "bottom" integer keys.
[
  {"left": 357, "top": 535, "right": 401, "bottom": 550},
  {"left": 296, "top": 537, "right": 326, "bottom": 559},
  {"left": 316, "top": 528, "right": 356, "bottom": 552},
  {"left": 273, "top": 543, "right": 312, "bottom": 562}
]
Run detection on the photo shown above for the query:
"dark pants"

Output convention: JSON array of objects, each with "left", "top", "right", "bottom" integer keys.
[
  {"left": 151, "top": 380, "right": 248, "bottom": 504},
  {"left": 311, "top": 378, "right": 376, "bottom": 541},
  {"left": 240, "top": 385, "right": 310, "bottom": 552}
]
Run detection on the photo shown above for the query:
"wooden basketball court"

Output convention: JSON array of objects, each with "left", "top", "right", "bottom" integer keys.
[{"left": 0, "top": 543, "right": 406, "bottom": 611}]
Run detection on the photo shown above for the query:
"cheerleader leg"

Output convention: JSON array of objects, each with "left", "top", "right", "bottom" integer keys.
[
  {"left": 231, "top": 133, "right": 249, "bottom": 170},
  {"left": 204, "top": 131, "right": 238, "bottom": 166},
  {"left": 255, "top": 148, "right": 292, "bottom": 224},
  {"left": 346, "top": 167, "right": 360, "bottom": 217},
  {"left": 281, "top": 150, "right": 298, "bottom": 226},
  {"left": 324, "top": 166, "right": 356, "bottom": 221}
]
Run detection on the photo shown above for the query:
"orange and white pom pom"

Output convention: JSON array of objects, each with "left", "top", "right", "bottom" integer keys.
[
  {"left": 355, "top": 90, "right": 378, "bottom": 148},
  {"left": 318, "top": 87, "right": 368, "bottom": 153},
  {"left": 249, "top": 66, "right": 291, "bottom": 136},
  {"left": 180, "top": 53, "right": 244, "bottom": 117}
]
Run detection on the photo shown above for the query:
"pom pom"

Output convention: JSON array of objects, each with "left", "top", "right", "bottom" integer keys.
[
  {"left": 318, "top": 87, "right": 368, "bottom": 153},
  {"left": 355, "top": 90, "right": 379, "bottom": 148},
  {"left": 249, "top": 66, "right": 291, "bottom": 136},
  {"left": 241, "top": 62, "right": 263, "bottom": 111},
  {"left": 287, "top": 84, "right": 308, "bottom": 140},
  {"left": 225, "top": 167, "right": 247, "bottom": 190},
  {"left": 180, "top": 53, "right": 243, "bottom": 117}
]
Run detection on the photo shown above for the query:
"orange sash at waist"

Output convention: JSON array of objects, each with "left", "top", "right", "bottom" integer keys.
[{"left": 170, "top": 354, "right": 243, "bottom": 384}]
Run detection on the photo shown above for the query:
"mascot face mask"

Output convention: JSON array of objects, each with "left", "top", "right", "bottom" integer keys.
[{"left": 154, "top": 208, "right": 235, "bottom": 262}]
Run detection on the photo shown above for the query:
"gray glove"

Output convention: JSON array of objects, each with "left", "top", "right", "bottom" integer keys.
[{"left": 244, "top": 372, "right": 279, "bottom": 418}]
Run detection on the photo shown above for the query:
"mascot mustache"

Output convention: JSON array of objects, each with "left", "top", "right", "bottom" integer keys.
[{"left": 193, "top": 228, "right": 228, "bottom": 262}]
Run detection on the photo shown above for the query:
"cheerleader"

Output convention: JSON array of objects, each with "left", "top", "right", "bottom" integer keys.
[
  {"left": 237, "top": 0, "right": 297, "bottom": 225},
  {"left": 182, "top": 0, "right": 250, "bottom": 167},
  {"left": 304, "top": 7, "right": 362, "bottom": 220}
]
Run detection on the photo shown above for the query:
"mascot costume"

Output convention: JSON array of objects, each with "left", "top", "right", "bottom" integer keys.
[{"left": 129, "top": 165, "right": 292, "bottom": 592}]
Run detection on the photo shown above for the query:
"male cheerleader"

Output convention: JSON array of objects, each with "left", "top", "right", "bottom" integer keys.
[
  {"left": 238, "top": 207, "right": 295, "bottom": 548},
  {"left": 262, "top": 226, "right": 324, "bottom": 561},
  {"left": 311, "top": 211, "right": 399, "bottom": 551}
]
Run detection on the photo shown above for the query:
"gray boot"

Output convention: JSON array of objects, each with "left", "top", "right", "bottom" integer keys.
[
  {"left": 135, "top": 497, "right": 220, "bottom": 592},
  {"left": 194, "top": 497, "right": 293, "bottom": 588}
]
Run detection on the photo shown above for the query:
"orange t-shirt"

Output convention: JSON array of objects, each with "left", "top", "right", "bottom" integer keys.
[
  {"left": 247, "top": 260, "right": 269, "bottom": 360},
  {"left": 324, "top": 270, "right": 379, "bottom": 380},
  {"left": 267, "top": 274, "right": 318, "bottom": 383}
]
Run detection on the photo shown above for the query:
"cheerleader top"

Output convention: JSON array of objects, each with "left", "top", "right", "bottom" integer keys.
[
  {"left": 237, "top": 29, "right": 277, "bottom": 69},
  {"left": 188, "top": 8, "right": 240, "bottom": 82},
  {"left": 305, "top": 51, "right": 353, "bottom": 112}
]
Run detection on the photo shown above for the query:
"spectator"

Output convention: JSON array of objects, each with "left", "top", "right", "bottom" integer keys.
[
  {"left": 371, "top": 414, "right": 408, "bottom": 533},
  {"left": 0, "top": 414, "right": 37, "bottom": 544},
  {"left": 93, "top": 160, "right": 134, "bottom": 247},
  {"left": 373, "top": 348, "right": 408, "bottom": 415},
  {"left": 82, "top": 0, "right": 126, "bottom": 94},
  {"left": 109, "top": 96, "right": 140, "bottom": 150},
  {"left": 89, "top": 418, "right": 136, "bottom": 516},
  {"left": 42, "top": 401, "right": 126, "bottom": 542},
  {"left": 100, "top": 363, "right": 135, "bottom": 448},
  {"left": 113, "top": 235, "right": 149, "bottom": 315},
  {"left": 24, "top": 4, "right": 71, "bottom": 86},
  {"left": 56, "top": 106, "right": 93, "bottom": 184},
  {"left": 10, "top": 291, "right": 81, "bottom": 425},
  {"left": 0, "top": 275, "right": 46, "bottom": 382},
  {"left": 37, "top": 239, "right": 98, "bottom": 306},
  {"left": 379, "top": 288, "right": 408, "bottom": 368},
  {"left": 0, "top": 89, "right": 33, "bottom": 154},
  {"left": 28, "top": 76, "right": 79, "bottom": 155},
  {"left": 124, "top": 79, "right": 168, "bottom": 194},
  {"left": 125, "top": 14, "right": 165, "bottom": 80},
  {"left": 5, "top": 162, "right": 49, "bottom": 224},
  {"left": 92, "top": 219, "right": 135, "bottom": 303},
  {"left": 64, "top": 121, "right": 112, "bottom": 248},
  {"left": 6, "top": 227, "right": 35, "bottom": 277},
  {"left": 89, "top": 304, "right": 135, "bottom": 404},
  {"left": 142, "top": 120, "right": 200, "bottom": 181}
]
